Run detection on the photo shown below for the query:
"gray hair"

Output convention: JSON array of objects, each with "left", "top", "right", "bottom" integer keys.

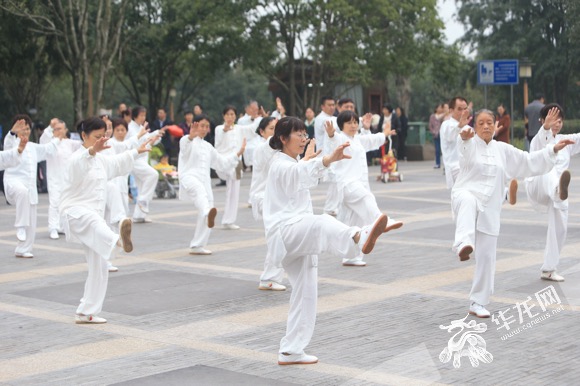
[{"left": 474, "top": 109, "right": 495, "bottom": 123}]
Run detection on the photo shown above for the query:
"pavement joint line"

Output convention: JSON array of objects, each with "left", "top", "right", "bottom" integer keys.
[{"left": 0, "top": 301, "right": 446, "bottom": 386}]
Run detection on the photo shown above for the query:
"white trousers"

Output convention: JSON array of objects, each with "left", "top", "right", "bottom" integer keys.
[
  {"left": 47, "top": 181, "right": 62, "bottom": 232},
  {"left": 452, "top": 191, "right": 498, "bottom": 306},
  {"left": 220, "top": 174, "right": 240, "bottom": 225},
  {"left": 106, "top": 181, "right": 128, "bottom": 226},
  {"left": 323, "top": 182, "right": 340, "bottom": 215},
  {"left": 253, "top": 196, "right": 285, "bottom": 283},
  {"left": 526, "top": 171, "right": 567, "bottom": 272},
  {"left": 338, "top": 182, "right": 382, "bottom": 264},
  {"left": 183, "top": 182, "right": 212, "bottom": 248},
  {"left": 5, "top": 181, "right": 32, "bottom": 228},
  {"left": 66, "top": 211, "right": 118, "bottom": 316},
  {"left": 132, "top": 161, "right": 158, "bottom": 219},
  {"left": 15, "top": 204, "right": 37, "bottom": 255},
  {"left": 279, "top": 214, "right": 360, "bottom": 355}
]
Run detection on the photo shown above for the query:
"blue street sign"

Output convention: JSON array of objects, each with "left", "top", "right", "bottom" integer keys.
[{"left": 477, "top": 60, "right": 519, "bottom": 85}]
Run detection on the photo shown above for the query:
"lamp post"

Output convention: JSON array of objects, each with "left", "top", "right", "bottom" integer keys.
[
  {"left": 519, "top": 59, "right": 533, "bottom": 108},
  {"left": 169, "top": 88, "right": 177, "bottom": 122}
]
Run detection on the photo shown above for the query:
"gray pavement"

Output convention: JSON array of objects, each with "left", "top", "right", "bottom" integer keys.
[{"left": 1, "top": 159, "right": 580, "bottom": 385}]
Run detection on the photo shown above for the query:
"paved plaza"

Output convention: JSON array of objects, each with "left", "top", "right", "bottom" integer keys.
[{"left": 1, "top": 159, "right": 579, "bottom": 385}]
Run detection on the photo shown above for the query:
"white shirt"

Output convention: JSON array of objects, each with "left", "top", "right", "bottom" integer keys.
[
  {"left": 452, "top": 134, "right": 557, "bottom": 236},
  {"left": 40, "top": 126, "right": 82, "bottom": 192},
  {"left": 214, "top": 120, "right": 261, "bottom": 170},
  {"left": 326, "top": 131, "right": 385, "bottom": 189},
  {"left": 126, "top": 120, "right": 161, "bottom": 165},
  {"left": 529, "top": 126, "right": 580, "bottom": 175},
  {"left": 237, "top": 114, "right": 253, "bottom": 126},
  {"left": 3, "top": 133, "right": 60, "bottom": 204},
  {"left": 314, "top": 111, "right": 337, "bottom": 153},
  {"left": 249, "top": 136, "right": 277, "bottom": 219},
  {"left": 60, "top": 147, "right": 138, "bottom": 218},
  {"left": 178, "top": 136, "right": 239, "bottom": 201},
  {"left": 0, "top": 147, "right": 21, "bottom": 170},
  {"left": 440, "top": 116, "right": 465, "bottom": 189}
]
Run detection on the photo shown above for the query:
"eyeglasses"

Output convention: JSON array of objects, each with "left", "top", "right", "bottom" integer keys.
[{"left": 293, "top": 132, "right": 309, "bottom": 139}]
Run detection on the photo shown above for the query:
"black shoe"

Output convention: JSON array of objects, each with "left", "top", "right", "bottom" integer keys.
[{"left": 215, "top": 180, "right": 226, "bottom": 187}]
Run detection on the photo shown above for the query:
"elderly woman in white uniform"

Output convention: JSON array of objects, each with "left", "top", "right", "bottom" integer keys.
[
  {"left": 179, "top": 114, "right": 245, "bottom": 255},
  {"left": 451, "top": 109, "right": 573, "bottom": 318},
  {"left": 326, "top": 110, "right": 404, "bottom": 267},
  {"left": 3, "top": 114, "right": 61, "bottom": 258},
  {"left": 264, "top": 117, "right": 389, "bottom": 365},
  {"left": 525, "top": 104, "right": 580, "bottom": 282},
  {"left": 214, "top": 105, "right": 260, "bottom": 229},
  {"left": 40, "top": 119, "right": 83, "bottom": 240},
  {"left": 248, "top": 117, "right": 287, "bottom": 291},
  {"left": 59, "top": 117, "right": 153, "bottom": 324}
]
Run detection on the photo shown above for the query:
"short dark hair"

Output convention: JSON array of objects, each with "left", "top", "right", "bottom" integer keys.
[
  {"left": 121, "top": 109, "right": 131, "bottom": 117},
  {"left": 320, "top": 96, "right": 334, "bottom": 106},
  {"left": 256, "top": 116, "right": 277, "bottom": 136},
  {"left": 112, "top": 118, "right": 128, "bottom": 131},
  {"left": 449, "top": 96, "right": 468, "bottom": 110},
  {"left": 184, "top": 110, "right": 194, "bottom": 116},
  {"left": 269, "top": 117, "right": 306, "bottom": 150},
  {"left": 11, "top": 114, "right": 33, "bottom": 129},
  {"left": 337, "top": 110, "right": 359, "bottom": 130},
  {"left": 194, "top": 103, "right": 204, "bottom": 111},
  {"left": 382, "top": 103, "right": 393, "bottom": 113},
  {"left": 534, "top": 92, "right": 545, "bottom": 101},
  {"left": 222, "top": 105, "right": 237, "bottom": 116},
  {"left": 77, "top": 117, "right": 106, "bottom": 139},
  {"left": 193, "top": 113, "right": 210, "bottom": 123},
  {"left": 540, "top": 103, "right": 564, "bottom": 120},
  {"left": 131, "top": 106, "right": 146, "bottom": 119},
  {"left": 337, "top": 98, "right": 354, "bottom": 107}
]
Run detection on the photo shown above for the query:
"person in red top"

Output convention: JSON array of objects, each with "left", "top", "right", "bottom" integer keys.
[{"left": 495, "top": 104, "right": 511, "bottom": 143}]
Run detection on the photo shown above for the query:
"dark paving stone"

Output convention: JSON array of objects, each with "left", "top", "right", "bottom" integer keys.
[
  {"left": 111, "top": 364, "right": 299, "bottom": 386},
  {"left": 12, "top": 270, "right": 258, "bottom": 316}
]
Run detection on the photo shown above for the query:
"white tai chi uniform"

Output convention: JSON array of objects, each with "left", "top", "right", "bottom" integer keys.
[
  {"left": 40, "top": 126, "right": 82, "bottom": 233},
  {"left": 264, "top": 152, "right": 362, "bottom": 356},
  {"left": 326, "top": 130, "right": 387, "bottom": 264},
  {"left": 126, "top": 120, "right": 160, "bottom": 220},
  {"left": 60, "top": 147, "right": 138, "bottom": 316},
  {"left": 179, "top": 136, "right": 239, "bottom": 249},
  {"left": 214, "top": 120, "right": 260, "bottom": 226},
  {"left": 249, "top": 136, "right": 285, "bottom": 284},
  {"left": 525, "top": 127, "right": 580, "bottom": 272},
  {"left": 3, "top": 133, "right": 60, "bottom": 255},
  {"left": 452, "top": 133, "right": 558, "bottom": 306},
  {"left": 314, "top": 111, "right": 340, "bottom": 215},
  {"left": 440, "top": 117, "right": 462, "bottom": 188},
  {"left": 0, "top": 147, "right": 21, "bottom": 170}
]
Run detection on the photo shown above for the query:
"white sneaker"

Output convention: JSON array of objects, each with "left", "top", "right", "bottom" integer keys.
[
  {"left": 541, "top": 271, "right": 565, "bottom": 282},
  {"left": 223, "top": 224, "right": 240, "bottom": 230},
  {"left": 75, "top": 314, "right": 107, "bottom": 324},
  {"left": 384, "top": 218, "right": 403, "bottom": 233},
  {"left": 137, "top": 200, "right": 149, "bottom": 214},
  {"left": 358, "top": 214, "right": 388, "bottom": 254},
  {"left": 16, "top": 227, "right": 26, "bottom": 242},
  {"left": 189, "top": 247, "right": 212, "bottom": 255},
  {"left": 108, "top": 265, "right": 119, "bottom": 272},
  {"left": 119, "top": 218, "right": 133, "bottom": 253},
  {"left": 49, "top": 229, "right": 60, "bottom": 240},
  {"left": 342, "top": 260, "right": 367, "bottom": 267},
  {"left": 469, "top": 302, "right": 491, "bottom": 318},
  {"left": 15, "top": 252, "right": 34, "bottom": 258},
  {"left": 259, "top": 281, "right": 287, "bottom": 291},
  {"left": 278, "top": 352, "right": 318, "bottom": 365}
]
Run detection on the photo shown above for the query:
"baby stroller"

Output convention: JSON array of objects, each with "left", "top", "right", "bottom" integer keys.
[
  {"left": 379, "top": 136, "right": 403, "bottom": 183},
  {"left": 155, "top": 171, "right": 179, "bottom": 199}
]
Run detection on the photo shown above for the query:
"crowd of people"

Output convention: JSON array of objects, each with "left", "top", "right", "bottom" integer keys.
[{"left": 0, "top": 93, "right": 574, "bottom": 365}]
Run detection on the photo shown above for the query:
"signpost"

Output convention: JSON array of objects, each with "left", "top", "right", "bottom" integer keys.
[{"left": 477, "top": 59, "right": 519, "bottom": 143}]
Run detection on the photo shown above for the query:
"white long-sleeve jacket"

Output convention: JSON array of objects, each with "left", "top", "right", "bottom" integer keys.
[
  {"left": 178, "top": 136, "right": 239, "bottom": 202},
  {"left": 263, "top": 152, "right": 328, "bottom": 267},
  {"left": 40, "top": 126, "right": 82, "bottom": 193},
  {"left": 452, "top": 134, "right": 557, "bottom": 236},
  {"left": 0, "top": 148, "right": 21, "bottom": 170},
  {"left": 3, "top": 132, "right": 60, "bottom": 204},
  {"left": 248, "top": 136, "right": 277, "bottom": 220},
  {"left": 126, "top": 120, "right": 161, "bottom": 166},
  {"left": 325, "top": 131, "right": 385, "bottom": 190},
  {"left": 214, "top": 120, "right": 260, "bottom": 165},
  {"left": 313, "top": 112, "right": 338, "bottom": 154},
  {"left": 529, "top": 125, "right": 580, "bottom": 175},
  {"left": 59, "top": 147, "right": 138, "bottom": 219},
  {"left": 440, "top": 117, "right": 465, "bottom": 189}
]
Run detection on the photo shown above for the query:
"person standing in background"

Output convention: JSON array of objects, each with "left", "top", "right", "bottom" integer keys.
[
  {"left": 524, "top": 93, "right": 545, "bottom": 147},
  {"left": 495, "top": 104, "right": 511, "bottom": 144},
  {"left": 429, "top": 104, "right": 444, "bottom": 169},
  {"left": 396, "top": 107, "right": 408, "bottom": 160},
  {"left": 304, "top": 107, "right": 315, "bottom": 140}
]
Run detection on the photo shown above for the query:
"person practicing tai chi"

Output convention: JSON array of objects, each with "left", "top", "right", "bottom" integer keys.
[
  {"left": 0, "top": 122, "right": 27, "bottom": 170},
  {"left": 263, "top": 117, "right": 388, "bottom": 365},
  {"left": 179, "top": 114, "right": 246, "bottom": 255},
  {"left": 40, "top": 119, "right": 82, "bottom": 240},
  {"left": 525, "top": 104, "right": 580, "bottom": 282},
  {"left": 248, "top": 117, "right": 287, "bottom": 290},
  {"left": 59, "top": 117, "right": 154, "bottom": 324},
  {"left": 3, "top": 115, "right": 62, "bottom": 258},
  {"left": 451, "top": 109, "right": 573, "bottom": 318},
  {"left": 325, "top": 110, "right": 403, "bottom": 267}
]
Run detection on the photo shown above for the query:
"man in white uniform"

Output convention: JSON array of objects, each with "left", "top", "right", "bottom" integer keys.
[
  {"left": 440, "top": 96, "right": 469, "bottom": 189},
  {"left": 314, "top": 96, "right": 340, "bottom": 215}
]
